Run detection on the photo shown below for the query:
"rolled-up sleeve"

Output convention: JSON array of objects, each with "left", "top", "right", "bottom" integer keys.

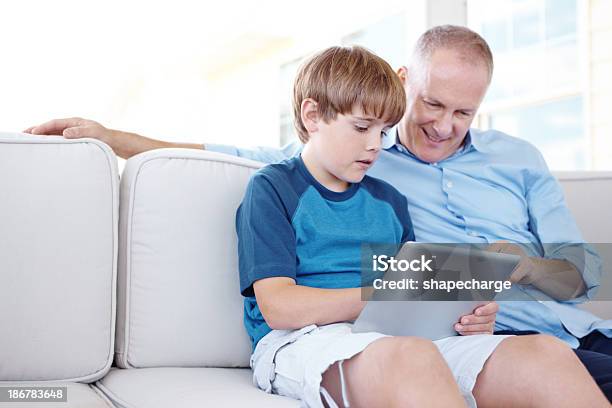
[{"left": 525, "top": 151, "right": 602, "bottom": 301}]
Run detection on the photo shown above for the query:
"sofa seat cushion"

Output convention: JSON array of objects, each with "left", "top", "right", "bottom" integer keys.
[
  {"left": 0, "top": 382, "right": 115, "bottom": 407},
  {"left": 95, "top": 367, "right": 298, "bottom": 408}
]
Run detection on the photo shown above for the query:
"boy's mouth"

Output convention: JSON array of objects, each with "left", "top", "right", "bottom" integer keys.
[{"left": 355, "top": 158, "right": 374, "bottom": 168}]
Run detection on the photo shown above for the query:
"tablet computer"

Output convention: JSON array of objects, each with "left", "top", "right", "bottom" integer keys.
[
  {"left": 352, "top": 300, "right": 484, "bottom": 340},
  {"left": 351, "top": 243, "right": 520, "bottom": 340}
]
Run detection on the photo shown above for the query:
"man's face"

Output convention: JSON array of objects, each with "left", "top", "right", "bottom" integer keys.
[
  {"left": 399, "top": 49, "right": 490, "bottom": 163},
  {"left": 303, "top": 105, "right": 392, "bottom": 191}
]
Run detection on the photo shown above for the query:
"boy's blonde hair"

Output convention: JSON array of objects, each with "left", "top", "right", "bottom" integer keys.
[{"left": 293, "top": 46, "right": 406, "bottom": 143}]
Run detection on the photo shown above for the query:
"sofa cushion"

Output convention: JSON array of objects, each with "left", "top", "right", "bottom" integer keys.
[
  {"left": 0, "top": 133, "right": 118, "bottom": 381},
  {"left": 115, "top": 149, "right": 262, "bottom": 368},
  {"left": 0, "top": 382, "right": 115, "bottom": 407},
  {"left": 555, "top": 171, "right": 612, "bottom": 243},
  {"left": 96, "top": 367, "right": 297, "bottom": 408}
]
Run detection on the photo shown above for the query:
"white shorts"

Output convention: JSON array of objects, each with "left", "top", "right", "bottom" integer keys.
[{"left": 251, "top": 323, "right": 512, "bottom": 408}]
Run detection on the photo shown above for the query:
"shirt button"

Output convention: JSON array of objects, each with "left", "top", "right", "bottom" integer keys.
[
  {"left": 446, "top": 181, "right": 453, "bottom": 188},
  {"left": 432, "top": 162, "right": 438, "bottom": 166},
  {"left": 468, "top": 231, "right": 478, "bottom": 237}
]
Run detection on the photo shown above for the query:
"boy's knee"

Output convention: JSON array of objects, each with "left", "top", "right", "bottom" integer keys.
[
  {"left": 521, "top": 334, "right": 571, "bottom": 353},
  {"left": 529, "top": 334, "right": 575, "bottom": 359},
  {"left": 501, "top": 334, "right": 576, "bottom": 368},
  {"left": 367, "top": 336, "right": 444, "bottom": 374}
]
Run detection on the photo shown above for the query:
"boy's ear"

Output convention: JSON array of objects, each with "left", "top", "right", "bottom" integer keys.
[
  {"left": 301, "top": 98, "right": 320, "bottom": 134},
  {"left": 397, "top": 66, "right": 408, "bottom": 86}
]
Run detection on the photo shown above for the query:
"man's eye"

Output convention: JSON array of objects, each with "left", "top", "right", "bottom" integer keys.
[{"left": 425, "top": 101, "right": 440, "bottom": 108}]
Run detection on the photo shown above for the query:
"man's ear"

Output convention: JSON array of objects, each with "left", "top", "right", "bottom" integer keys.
[
  {"left": 301, "top": 98, "right": 320, "bottom": 134},
  {"left": 397, "top": 66, "right": 408, "bottom": 86}
]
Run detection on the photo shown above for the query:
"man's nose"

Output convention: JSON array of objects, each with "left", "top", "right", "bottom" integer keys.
[{"left": 433, "top": 112, "right": 453, "bottom": 139}]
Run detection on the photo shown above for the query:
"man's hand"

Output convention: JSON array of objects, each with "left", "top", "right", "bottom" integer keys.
[
  {"left": 24, "top": 117, "right": 129, "bottom": 156},
  {"left": 24, "top": 117, "right": 203, "bottom": 159},
  {"left": 455, "top": 302, "right": 498, "bottom": 335},
  {"left": 488, "top": 241, "right": 586, "bottom": 300},
  {"left": 487, "top": 241, "right": 536, "bottom": 284},
  {"left": 25, "top": 117, "right": 111, "bottom": 142}
]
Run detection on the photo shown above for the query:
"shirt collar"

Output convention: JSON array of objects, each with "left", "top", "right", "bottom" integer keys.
[{"left": 464, "top": 130, "right": 483, "bottom": 153}]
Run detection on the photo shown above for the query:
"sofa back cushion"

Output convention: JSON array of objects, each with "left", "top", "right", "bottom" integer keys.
[
  {"left": 115, "top": 150, "right": 261, "bottom": 368},
  {"left": 0, "top": 133, "right": 118, "bottom": 382},
  {"left": 554, "top": 172, "right": 612, "bottom": 242}
]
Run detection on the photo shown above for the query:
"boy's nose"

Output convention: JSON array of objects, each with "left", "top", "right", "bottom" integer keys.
[{"left": 366, "top": 133, "right": 382, "bottom": 151}]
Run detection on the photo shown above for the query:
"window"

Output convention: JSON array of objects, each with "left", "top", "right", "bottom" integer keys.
[
  {"left": 490, "top": 96, "right": 586, "bottom": 169},
  {"left": 469, "top": 0, "right": 587, "bottom": 170},
  {"left": 278, "top": 13, "right": 408, "bottom": 146},
  {"left": 279, "top": 58, "right": 302, "bottom": 146},
  {"left": 341, "top": 13, "right": 408, "bottom": 71}
]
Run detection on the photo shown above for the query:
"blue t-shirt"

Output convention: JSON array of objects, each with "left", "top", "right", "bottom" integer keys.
[{"left": 236, "top": 155, "right": 414, "bottom": 349}]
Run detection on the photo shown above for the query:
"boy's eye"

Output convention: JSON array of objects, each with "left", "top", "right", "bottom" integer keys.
[{"left": 355, "top": 125, "right": 368, "bottom": 132}]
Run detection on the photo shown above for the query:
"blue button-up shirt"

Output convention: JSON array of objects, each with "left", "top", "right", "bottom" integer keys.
[{"left": 208, "top": 127, "right": 612, "bottom": 347}]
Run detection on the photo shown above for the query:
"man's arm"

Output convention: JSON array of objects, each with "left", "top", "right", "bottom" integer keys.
[
  {"left": 523, "top": 150, "right": 601, "bottom": 301},
  {"left": 25, "top": 117, "right": 203, "bottom": 159},
  {"left": 254, "top": 277, "right": 365, "bottom": 329},
  {"left": 25, "top": 117, "right": 301, "bottom": 163},
  {"left": 205, "top": 141, "right": 302, "bottom": 164}
]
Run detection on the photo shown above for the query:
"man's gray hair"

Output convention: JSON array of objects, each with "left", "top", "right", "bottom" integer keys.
[{"left": 410, "top": 25, "right": 494, "bottom": 81}]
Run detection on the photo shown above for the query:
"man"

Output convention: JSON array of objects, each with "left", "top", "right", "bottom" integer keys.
[{"left": 26, "top": 25, "right": 612, "bottom": 400}]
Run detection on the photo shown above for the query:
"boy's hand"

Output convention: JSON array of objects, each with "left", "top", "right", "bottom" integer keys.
[{"left": 454, "top": 302, "right": 498, "bottom": 335}]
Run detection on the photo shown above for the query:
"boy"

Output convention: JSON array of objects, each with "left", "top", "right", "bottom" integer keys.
[{"left": 235, "top": 46, "right": 509, "bottom": 407}]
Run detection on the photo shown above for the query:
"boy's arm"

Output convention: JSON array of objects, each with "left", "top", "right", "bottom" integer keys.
[{"left": 254, "top": 277, "right": 366, "bottom": 330}]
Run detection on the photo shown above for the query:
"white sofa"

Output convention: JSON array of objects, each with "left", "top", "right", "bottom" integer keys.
[{"left": 0, "top": 133, "right": 610, "bottom": 407}]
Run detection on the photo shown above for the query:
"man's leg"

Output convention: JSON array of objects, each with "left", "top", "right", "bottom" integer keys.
[
  {"left": 576, "top": 331, "right": 612, "bottom": 401},
  {"left": 496, "top": 329, "right": 612, "bottom": 401},
  {"left": 473, "top": 335, "right": 609, "bottom": 407},
  {"left": 575, "top": 349, "right": 612, "bottom": 402},
  {"left": 580, "top": 331, "right": 612, "bottom": 356},
  {"left": 321, "top": 336, "right": 466, "bottom": 408}
]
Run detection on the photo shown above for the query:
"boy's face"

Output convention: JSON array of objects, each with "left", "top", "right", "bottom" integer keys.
[{"left": 302, "top": 104, "right": 392, "bottom": 192}]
